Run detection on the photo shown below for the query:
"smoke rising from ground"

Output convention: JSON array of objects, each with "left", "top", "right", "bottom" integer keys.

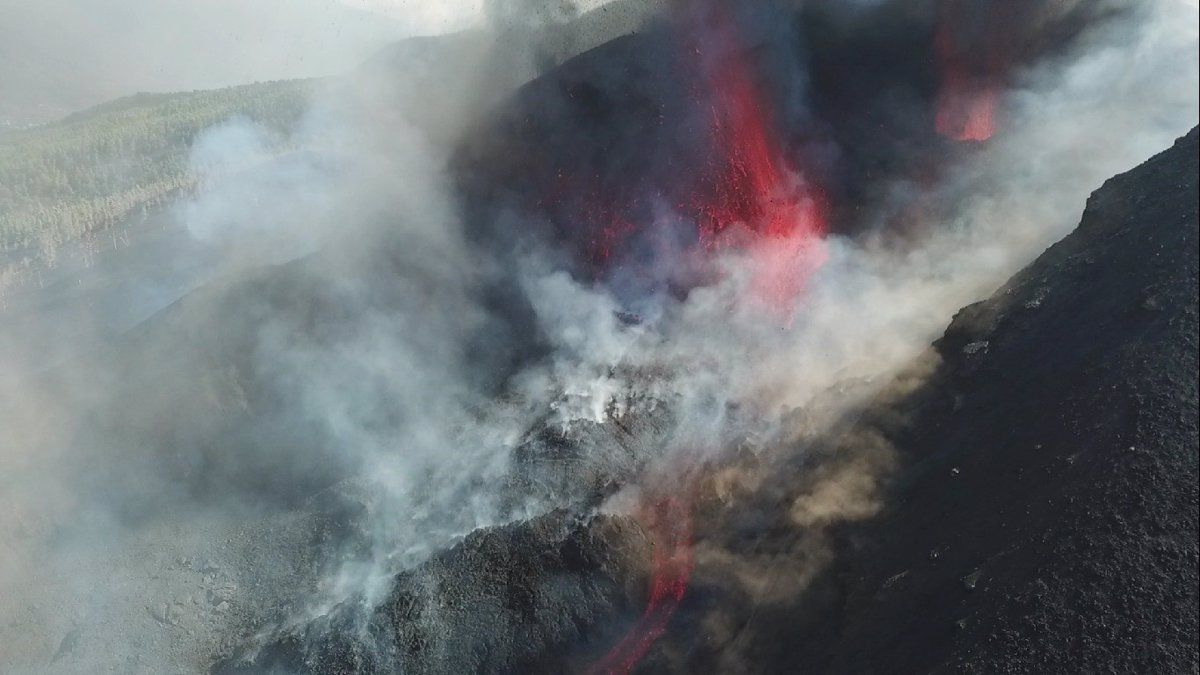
[{"left": 1, "top": 0, "right": 1197, "bottom": 671}]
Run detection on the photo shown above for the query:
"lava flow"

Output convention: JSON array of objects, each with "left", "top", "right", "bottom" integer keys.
[{"left": 588, "top": 495, "right": 694, "bottom": 675}]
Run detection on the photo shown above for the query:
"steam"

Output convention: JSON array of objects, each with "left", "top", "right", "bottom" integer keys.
[{"left": 0, "top": 0, "right": 1196, "bottom": 672}]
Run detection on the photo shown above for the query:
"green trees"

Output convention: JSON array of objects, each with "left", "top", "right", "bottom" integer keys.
[{"left": 0, "top": 80, "right": 315, "bottom": 257}]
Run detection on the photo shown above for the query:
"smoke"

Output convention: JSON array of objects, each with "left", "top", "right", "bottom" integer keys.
[
  {"left": 454, "top": 0, "right": 1198, "bottom": 665},
  {"left": 0, "top": 0, "right": 1196, "bottom": 672},
  {"left": 1, "top": 4, "right": 664, "bottom": 669}
]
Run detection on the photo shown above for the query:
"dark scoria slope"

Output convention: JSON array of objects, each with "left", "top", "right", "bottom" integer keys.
[
  {"left": 858, "top": 126, "right": 1200, "bottom": 673},
  {"left": 216, "top": 510, "right": 652, "bottom": 674},
  {"left": 211, "top": 129, "right": 1198, "bottom": 675},
  {"left": 674, "top": 127, "right": 1198, "bottom": 673}
]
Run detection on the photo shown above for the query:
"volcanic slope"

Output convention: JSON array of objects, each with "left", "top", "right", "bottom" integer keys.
[
  {"left": 214, "top": 510, "right": 653, "bottom": 674},
  {"left": 657, "top": 126, "right": 1200, "bottom": 673},
  {"left": 208, "top": 129, "right": 1198, "bottom": 674}
]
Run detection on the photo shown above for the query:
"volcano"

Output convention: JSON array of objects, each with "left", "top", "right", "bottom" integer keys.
[
  {"left": 454, "top": 0, "right": 1117, "bottom": 306},
  {"left": 651, "top": 126, "right": 1199, "bottom": 674},
  {"left": 207, "top": 2, "right": 1196, "bottom": 670},
  {"left": 4, "top": 2, "right": 1193, "bottom": 673},
  {"left": 216, "top": 124, "right": 1198, "bottom": 673}
]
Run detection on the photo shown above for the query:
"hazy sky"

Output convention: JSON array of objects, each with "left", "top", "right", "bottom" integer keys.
[
  {"left": 341, "top": 0, "right": 620, "bottom": 26},
  {"left": 0, "top": 0, "right": 502, "bottom": 123},
  {"left": 0, "top": 0, "right": 626, "bottom": 123},
  {"left": 340, "top": 0, "right": 488, "bottom": 29}
]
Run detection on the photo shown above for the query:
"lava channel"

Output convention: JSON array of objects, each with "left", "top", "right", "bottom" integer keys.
[{"left": 588, "top": 495, "right": 694, "bottom": 675}]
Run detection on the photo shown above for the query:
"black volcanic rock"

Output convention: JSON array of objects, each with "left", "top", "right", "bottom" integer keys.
[
  {"left": 846, "top": 126, "right": 1200, "bottom": 674},
  {"left": 660, "top": 128, "right": 1199, "bottom": 673},
  {"left": 215, "top": 510, "right": 651, "bottom": 674},
  {"left": 452, "top": 2, "right": 1120, "bottom": 288},
  {"left": 213, "top": 128, "right": 1198, "bottom": 675},
  {"left": 454, "top": 26, "right": 700, "bottom": 276}
]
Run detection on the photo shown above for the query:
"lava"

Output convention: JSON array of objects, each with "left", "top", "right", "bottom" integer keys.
[
  {"left": 588, "top": 495, "right": 694, "bottom": 675},
  {"left": 571, "top": 1, "right": 828, "bottom": 310},
  {"left": 935, "top": 70, "right": 998, "bottom": 142},
  {"left": 934, "top": 0, "right": 1002, "bottom": 142},
  {"left": 692, "top": 10, "right": 816, "bottom": 244},
  {"left": 686, "top": 2, "right": 829, "bottom": 311},
  {"left": 590, "top": 7, "right": 831, "bottom": 671}
]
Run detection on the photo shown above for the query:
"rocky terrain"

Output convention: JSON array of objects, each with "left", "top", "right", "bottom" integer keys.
[
  {"left": 216, "top": 511, "right": 652, "bottom": 674},
  {"left": 653, "top": 126, "right": 1200, "bottom": 673},
  {"left": 2, "top": 3, "right": 1194, "bottom": 674},
  {"left": 212, "top": 127, "right": 1198, "bottom": 672}
]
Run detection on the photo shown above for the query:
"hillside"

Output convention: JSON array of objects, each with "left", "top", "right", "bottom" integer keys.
[
  {"left": 1, "top": 4, "right": 1192, "bottom": 672},
  {"left": 658, "top": 127, "right": 1200, "bottom": 673},
  {"left": 0, "top": 0, "right": 664, "bottom": 279},
  {"left": 0, "top": 81, "right": 314, "bottom": 259},
  {"left": 208, "top": 127, "right": 1199, "bottom": 672}
]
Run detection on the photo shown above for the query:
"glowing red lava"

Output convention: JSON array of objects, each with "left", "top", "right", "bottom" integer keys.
[
  {"left": 934, "top": 0, "right": 1000, "bottom": 142},
  {"left": 935, "top": 72, "right": 998, "bottom": 142},
  {"left": 572, "top": 4, "right": 828, "bottom": 314},
  {"left": 689, "top": 4, "right": 829, "bottom": 311},
  {"left": 934, "top": 52, "right": 998, "bottom": 141},
  {"left": 590, "top": 8, "right": 830, "bottom": 673},
  {"left": 588, "top": 495, "right": 694, "bottom": 675}
]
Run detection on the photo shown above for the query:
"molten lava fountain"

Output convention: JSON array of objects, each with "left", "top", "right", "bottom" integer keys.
[
  {"left": 692, "top": 5, "right": 828, "bottom": 312},
  {"left": 589, "top": 5, "right": 828, "bottom": 673},
  {"left": 934, "top": 0, "right": 1002, "bottom": 142}
]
